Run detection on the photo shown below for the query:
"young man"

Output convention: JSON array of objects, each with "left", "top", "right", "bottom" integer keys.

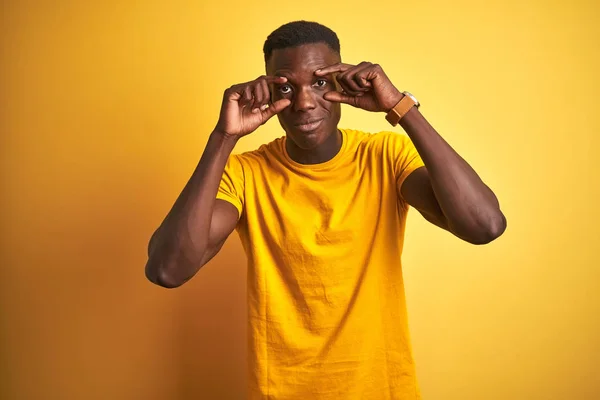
[{"left": 145, "top": 21, "right": 506, "bottom": 400}]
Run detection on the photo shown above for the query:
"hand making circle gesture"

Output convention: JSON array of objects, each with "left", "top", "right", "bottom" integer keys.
[
  {"left": 215, "top": 75, "right": 291, "bottom": 138},
  {"left": 315, "top": 62, "right": 403, "bottom": 113}
]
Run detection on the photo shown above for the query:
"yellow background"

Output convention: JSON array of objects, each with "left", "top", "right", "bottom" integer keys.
[{"left": 2, "top": 0, "right": 599, "bottom": 399}]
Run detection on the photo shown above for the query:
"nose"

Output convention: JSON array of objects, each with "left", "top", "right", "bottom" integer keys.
[{"left": 293, "top": 87, "right": 316, "bottom": 112}]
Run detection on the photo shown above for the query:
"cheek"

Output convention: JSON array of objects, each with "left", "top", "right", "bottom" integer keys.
[
  {"left": 328, "top": 103, "right": 341, "bottom": 122},
  {"left": 272, "top": 91, "right": 292, "bottom": 104},
  {"left": 277, "top": 110, "right": 292, "bottom": 126},
  {"left": 322, "top": 100, "right": 340, "bottom": 115}
]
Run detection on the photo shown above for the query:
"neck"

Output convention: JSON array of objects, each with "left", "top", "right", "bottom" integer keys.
[{"left": 286, "top": 129, "right": 343, "bottom": 165}]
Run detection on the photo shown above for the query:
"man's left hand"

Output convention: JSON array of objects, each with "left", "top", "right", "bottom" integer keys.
[{"left": 315, "top": 62, "right": 402, "bottom": 113}]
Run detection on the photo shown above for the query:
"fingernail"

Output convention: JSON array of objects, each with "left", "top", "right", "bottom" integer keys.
[
  {"left": 260, "top": 104, "right": 269, "bottom": 110},
  {"left": 252, "top": 108, "right": 259, "bottom": 113}
]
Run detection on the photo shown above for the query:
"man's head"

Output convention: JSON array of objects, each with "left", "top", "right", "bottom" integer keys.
[{"left": 263, "top": 21, "right": 342, "bottom": 150}]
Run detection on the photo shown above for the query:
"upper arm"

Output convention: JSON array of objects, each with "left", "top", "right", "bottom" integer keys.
[
  {"left": 385, "top": 131, "right": 443, "bottom": 229},
  {"left": 399, "top": 166, "right": 450, "bottom": 231},
  {"left": 201, "top": 151, "right": 245, "bottom": 266},
  {"left": 199, "top": 199, "right": 240, "bottom": 267}
]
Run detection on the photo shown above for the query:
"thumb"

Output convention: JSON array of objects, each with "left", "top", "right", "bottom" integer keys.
[
  {"left": 323, "top": 91, "right": 358, "bottom": 107},
  {"left": 262, "top": 98, "right": 291, "bottom": 119}
]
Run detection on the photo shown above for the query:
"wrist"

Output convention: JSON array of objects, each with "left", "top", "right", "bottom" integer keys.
[
  {"left": 210, "top": 129, "right": 240, "bottom": 150},
  {"left": 384, "top": 89, "right": 404, "bottom": 113},
  {"left": 385, "top": 91, "right": 420, "bottom": 126},
  {"left": 398, "top": 105, "right": 421, "bottom": 127}
]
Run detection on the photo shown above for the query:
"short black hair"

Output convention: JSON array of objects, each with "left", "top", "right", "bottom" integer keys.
[{"left": 263, "top": 21, "right": 340, "bottom": 63}]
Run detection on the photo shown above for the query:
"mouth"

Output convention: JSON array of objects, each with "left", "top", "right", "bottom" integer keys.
[{"left": 293, "top": 118, "right": 325, "bottom": 132}]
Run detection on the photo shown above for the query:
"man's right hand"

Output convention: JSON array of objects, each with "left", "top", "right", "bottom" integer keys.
[{"left": 215, "top": 76, "right": 291, "bottom": 138}]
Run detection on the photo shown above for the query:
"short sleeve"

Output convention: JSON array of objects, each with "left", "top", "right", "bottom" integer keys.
[
  {"left": 216, "top": 154, "right": 245, "bottom": 218},
  {"left": 388, "top": 132, "right": 425, "bottom": 188}
]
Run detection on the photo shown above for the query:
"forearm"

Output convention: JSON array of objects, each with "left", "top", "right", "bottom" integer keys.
[
  {"left": 400, "top": 106, "right": 506, "bottom": 242},
  {"left": 145, "top": 130, "right": 238, "bottom": 286}
]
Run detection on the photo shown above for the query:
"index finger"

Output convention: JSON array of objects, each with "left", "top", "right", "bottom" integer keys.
[
  {"left": 262, "top": 75, "right": 288, "bottom": 84},
  {"left": 315, "top": 63, "right": 355, "bottom": 75}
]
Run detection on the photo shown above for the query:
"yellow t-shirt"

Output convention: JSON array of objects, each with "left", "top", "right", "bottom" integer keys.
[{"left": 217, "top": 128, "right": 425, "bottom": 400}]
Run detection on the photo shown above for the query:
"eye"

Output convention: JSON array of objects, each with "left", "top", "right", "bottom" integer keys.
[
  {"left": 315, "top": 79, "right": 328, "bottom": 88},
  {"left": 279, "top": 84, "right": 292, "bottom": 94}
]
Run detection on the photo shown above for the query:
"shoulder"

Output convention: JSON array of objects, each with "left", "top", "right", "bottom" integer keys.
[
  {"left": 370, "top": 130, "right": 412, "bottom": 146},
  {"left": 342, "top": 128, "right": 383, "bottom": 151},
  {"left": 344, "top": 128, "right": 413, "bottom": 155},
  {"left": 345, "top": 128, "right": 408, "bottom": 143},
  {"left": 228, "top": 135, "right": 286, "bottom": 169}
]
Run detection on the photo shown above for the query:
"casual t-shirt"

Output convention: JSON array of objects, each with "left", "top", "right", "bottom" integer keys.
[{"left": 216, "top": 128, "right": 425, "bottom": 400}]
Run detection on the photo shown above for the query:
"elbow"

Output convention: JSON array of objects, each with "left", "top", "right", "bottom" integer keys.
[
  {"left": 453, "top": 210, "right": 507, "bottom": 245},
  {"left": 467, "top": 211, "right": 507, "bottom": 245},
  {"left": 145, "top": 236, "right": 206, "bottom": 288},
  {"left": 157, "top": 270, "right": 187, "bottom": 289},
  {"left": 145, "top": 258, "right": 188, "bottom": 289}
]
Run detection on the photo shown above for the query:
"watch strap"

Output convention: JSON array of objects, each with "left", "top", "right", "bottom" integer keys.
[{"left": 385, "top": 94, "right": 418, "bottom": 126}]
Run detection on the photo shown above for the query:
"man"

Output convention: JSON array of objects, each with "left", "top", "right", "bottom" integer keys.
[{"left": 145, "top": 21, "right": 506, "bottom": 400}]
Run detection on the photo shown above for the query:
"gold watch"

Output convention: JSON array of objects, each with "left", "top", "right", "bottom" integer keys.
[{"left": 385, "top": 91, "right": 420, "bottom": 126}]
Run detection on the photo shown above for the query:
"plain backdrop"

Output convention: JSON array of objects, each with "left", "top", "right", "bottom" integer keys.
[{"left": 1, "top": 0, "right": 599, "bottom": 399}]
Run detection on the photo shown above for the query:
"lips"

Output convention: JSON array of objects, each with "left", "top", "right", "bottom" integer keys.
[{"left": 293, "top": 117, "right": 324, "bottom": 132}]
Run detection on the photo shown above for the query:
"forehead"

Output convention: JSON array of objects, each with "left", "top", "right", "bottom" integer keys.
[{"left": 266, "top": 42, "right": 340, "bottom": 77}]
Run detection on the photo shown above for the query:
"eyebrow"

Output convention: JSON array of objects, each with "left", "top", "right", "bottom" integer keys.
[
  {"left": 274, "top": 64, "right": 331, "bottom": 74},
  {"left": 273, "top": 68, "right": 332, "bottom": 81}
]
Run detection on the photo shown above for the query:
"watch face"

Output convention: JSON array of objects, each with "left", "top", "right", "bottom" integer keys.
[{"left": 403, "top": 91, "right": 420, "bottom": 107}]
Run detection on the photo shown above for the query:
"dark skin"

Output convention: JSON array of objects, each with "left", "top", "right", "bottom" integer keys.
[
  {"left": 268, "top": 42, "right": 506, "bottom": 243},
  {"left": 266, "top": 43, "right": 343, "bottom": 164},
  {"left": 145, "top": 42, "right": 506, "bottom": 288}
]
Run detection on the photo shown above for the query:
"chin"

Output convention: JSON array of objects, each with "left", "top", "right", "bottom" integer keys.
[{"left": 286, "top": 125, "right": 329, "bottom": 150}]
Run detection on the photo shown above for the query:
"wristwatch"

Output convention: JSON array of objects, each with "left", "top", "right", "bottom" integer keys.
[{"left": 385, "top": 91, "right": 420, "bottom": 126}]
